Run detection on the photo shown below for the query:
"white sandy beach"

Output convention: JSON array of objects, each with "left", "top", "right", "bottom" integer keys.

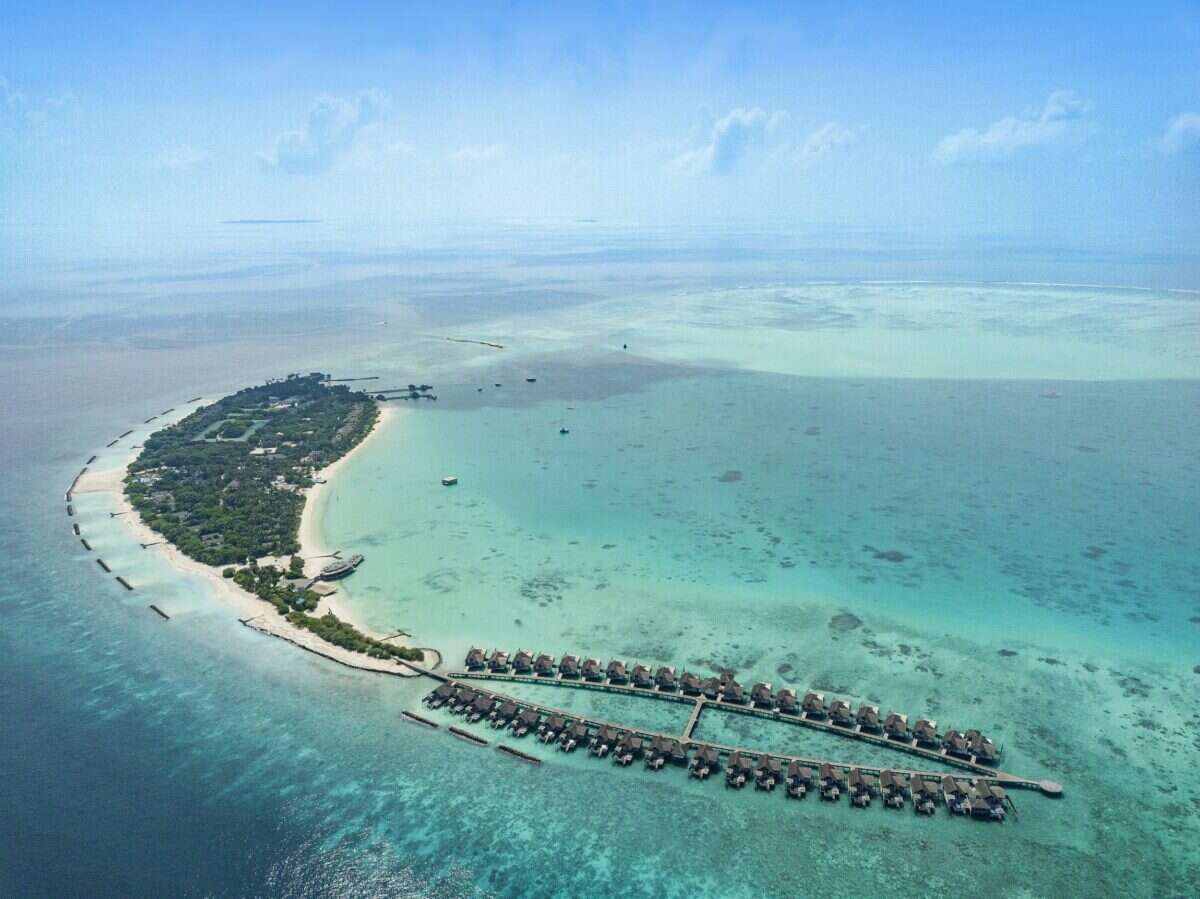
[{"left": 73, "top": 401, "right": 433, "bottom": 676}]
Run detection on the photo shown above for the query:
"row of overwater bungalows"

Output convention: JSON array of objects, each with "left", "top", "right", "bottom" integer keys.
[
  {"left": 463, "top": 649, "right": 1000, "bottom": 766},
  {"left": 424, "top": 680, "right": 1009, "bottom": 819}
]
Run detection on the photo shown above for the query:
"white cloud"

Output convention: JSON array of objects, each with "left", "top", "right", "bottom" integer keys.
[
  {"left": 260, "top": 90, "right": 386, "bottom": 174},
  {"left": 1, "top": 75, "right": 26, "bottom": 110},
  {"left": 155, "top": 145, "right": 208, "bottom": 172},
  {"left": 800, "top": 122, "right": 857, "bottom": 159},
  {"left": 669, "top": 107, "right": 783, "bottom": 175},
  {"left": 451, "top": 143, "right": 503, "bottom": 162},
  {"left": 1160, "top": 112, "right": 1200, "bottom": 155},
  {"left": 1, "top": 75, "right": 76, "bottom": 127},
  {"left": 933, "top": 90, "right": 1092, "bottom": 164}
]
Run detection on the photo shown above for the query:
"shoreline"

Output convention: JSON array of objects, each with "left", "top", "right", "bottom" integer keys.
[{"left": 74, "top": 399, "right": 437, "bottom": 677}]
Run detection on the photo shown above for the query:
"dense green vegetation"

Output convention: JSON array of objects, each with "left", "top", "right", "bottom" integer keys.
[
  {"left": 125, "top": 373, "right": 378, "bottom": 566},
  {"left": 285, "top": 611, "right": 424, "bottom": 661},
  {"left": 231, "top": 562, "right": 320, "bottom": 614}
]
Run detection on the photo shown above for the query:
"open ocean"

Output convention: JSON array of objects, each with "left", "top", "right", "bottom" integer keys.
[{"left": 1, "top": 224, "right": 1197, "bottom": 897}]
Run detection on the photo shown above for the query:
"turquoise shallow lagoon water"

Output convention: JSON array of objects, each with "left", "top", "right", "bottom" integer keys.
[{"left": 4, "top": 275, "right": 1199, "bottom": 897}]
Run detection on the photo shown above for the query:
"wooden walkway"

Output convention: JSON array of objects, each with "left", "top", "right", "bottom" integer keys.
[
  {"left": 447, "top": 669, "right": 1009, "bottom": 779},
  {"left": 427, "top": 669, "right": 1054, "bottom": 793}
]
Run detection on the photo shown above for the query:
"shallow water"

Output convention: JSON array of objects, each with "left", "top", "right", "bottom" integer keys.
[{"left": 3, "top": 273, "right": 1199, "bottom": 897}]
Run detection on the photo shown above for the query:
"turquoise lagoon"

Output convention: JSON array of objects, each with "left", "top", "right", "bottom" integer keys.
[{"left": 4, "top": 275, "right": 1199, "bottom": 898}]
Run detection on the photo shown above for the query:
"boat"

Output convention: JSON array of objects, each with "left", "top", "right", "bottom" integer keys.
[
  {"left": 559, "top": 427, "right": 569, "bottom": 435},
  {"left": 318, "top": 554, "right": 364, "bottom": 580},
  {"left": 441, "top": 476, "right": 459, "bottom": 486}
]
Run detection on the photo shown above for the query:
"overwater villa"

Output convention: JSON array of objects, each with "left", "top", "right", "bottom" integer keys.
[
  {"left": 720, "top": 679, "right": 746, "bottom": 704},
  {"left": 802, "top": 691, "right": 828, "bottom": 719},
  {"left": 819, "top": 764, "right": 846, "bottom": 801},
  {"left": 559, "top": 655, "right": 581, "bottom": 678},
  {"left": 465, "top": 647, "right": 486, "bottom": 670},
  {"left": 776, "top": 688, "right": 799, "bottom": 715},
  {"left": 512, "top": 708, "right": 541, "bottom": 738},
  {"left": 966, "top": 729, "right": 999, "bottom": 766},
  {"left": 489, "top": 650, "right": 510, "bottom": 672},
  {"left": 690, "top": 746, "right": 720, "bottom": 780},
  {"left": 540, "top": 714, "right": 568, "bottom": 744},
  {"left": 467, "top": 694, "right": 496, "bottom": 723},
  {"left": 942, "top": 776, "right": 970, "bottom": 815},
  {"left": 750, "top": 682, "right": 773, "bottom": 708},
  {"left": 654, "top": 666, "right": 677, "bottom": 691},
  {"left": 755, "top": 754, "right": 782, "bottom": 791},
  {"left": 848, "top": 768, "right": 876, "bottom": 808},
  {"left": 512, "top": 650, "right": 534, "bottom": 674},
  {"left": 606, "top": 659, "right": 628, "bottom": 684},
  {"left": 590, "top": 725, "right": 620, "bottom": 758},
  {"left": 491, "top": 699, "right": 518, "bottom": 728},
  {"left": 829, "top": 699, "right": 853, "bottom": 727},
  {"left": 424, "top": 683, "right": 456, "bottom": 708},
  {"left": 970, "top": 782, "right": 1007, "bottom": 821},
  {"left": 450, "top": 687, "right": 478, "bottom": 714},
  {"left": 856, "top": 703, "right": 881, "bottom": 732},
  {"left": 533, "top": 653, "right": 556, "bottom": 676},
  {"left": 630, "top": 664, "right": 653, "bottom": 688},
  {"left": 785, "top": 761, "right": 813, "bottom": 799},
  {"left": 582, "top": 658, "right": 604, "bottom": 681},
  {"left": 558, "top": 720, "right": 590, "bottom": 752},
  {"left": 725, "top": 751, "right": 753, "bottom": 789},
  {"left": 645, "top": 736, "right": 688, "bottom": 770},
  {"left": 911, "top": 777, "right": 938, "bottom": 815},
  {"left": 698, "top": 676, "right": 722, "bottom": 700},
  {"left": 613, "top": 733, "right": 643, "bottom": 766},
  {"left": 884, "top": 711, "right": 910, "bottom": 742},
  {"left": 913, "top": 718, "right": 939, "bottom": 747},
  {"left": 679, "top": 671, "right": 702, "bottom": 696},
  {"left": 943, "top": 729, "right": 971, "bottom": 759},
  {"left": 879, "top": 770, "right": 909, "bottom": 809}
]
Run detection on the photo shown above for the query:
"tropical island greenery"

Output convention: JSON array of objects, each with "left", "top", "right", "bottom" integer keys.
[
  {"left": 125, "top": 372, "right": 377, "bottom": 566},
  {"left": 124, "top": 373, "right": 426, "bottom": 664}
]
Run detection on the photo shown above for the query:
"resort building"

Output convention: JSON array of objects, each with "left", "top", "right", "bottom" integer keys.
[
  {"left": 913, "top": 718, "right": 939, "bottom": 747},
  {"left": 750, "top": 682, "right": 773, "bottom": 708},
  {"left": 630, "top": 664, "right": 653, "bottom": 688},
  {"left": 465, "top": 647, "right": 486, "bottom": 670},
  {"left": 559, "top": 655, "right": 581, "bottom": 678},
  {"left": 679, "top": 671, "right": 702, "bottom": 696},
  {"left": 725, "top": 751, "right": 753, "bottom": 788},
  {"left": 512, "top": 650, "right": 534, "bottom": 674},
  {"left": 802, "top": 691, "right": 828, "bottom": 719},
  {"left": 606, "top": 659, "right": 628, "bottom": 684},
  {"left": 581, "top": 658, "right": 604, "bottom": 681},
  {"left": 720, "top": 679, "right": 746, "bottom": 704},
  {"left": 533, "top": 653, "right": 556, "bottom": 677},
  {"left": 884, "top": 711, "right": 910, "bottom": 742},
  {"left": 539, "top": 714, "right": 567, "bottom": 744},
  {"left": 754, "top": 755, "right": 782, "bottom": 791},
  {"left": 654, "top": 666, "right": 677, "bottom": 691},
  {"left": 856, "top": 704, "right": 881, "bottom": 732},
  {"left": 829, "top": 699, "right": 853, "bottom": 727},
  {"left": 512, "top": 708, "right": 541, "bottom": 738},
  {"left": 488, "top": 650, "right": 510, "bottom": 672},
  {"left": 776, "top": 688, "right": 799, "bottom": 715}
]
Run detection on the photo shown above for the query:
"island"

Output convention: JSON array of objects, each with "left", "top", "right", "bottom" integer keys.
[{"left": 122, "top": 373, "right": 424, "bottom": 662}]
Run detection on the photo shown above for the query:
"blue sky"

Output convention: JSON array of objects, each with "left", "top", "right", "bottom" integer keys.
[{"left": 1, "top": 2, "right": 1198, "bottom": 256}]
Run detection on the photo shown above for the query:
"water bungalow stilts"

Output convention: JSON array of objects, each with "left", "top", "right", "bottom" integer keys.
[
  {"left": 581, "top": 658, "right": 604, "bottom": 681},
  {"left": 690, "top": 746, "right": 720, "bottom": 779},
  {"left": 511, "top": 708, "right": 541, "bottom": 738},
  {"left": 819, "top": 764, "right": 846, "bottom": 801},
  {"left": 856, "top": 703, "right": 881, "bottom": 733},
  {"left": 880, "top": 770, "right": 910, "bottom": 809},
  {"left": 590, "top": 725, "right": 619, "bottom": 758},
  {"left": 606, "top": 659, "right": 628, "bottom": 684},
  {"left": 614, "top": 733, "right": 643, "bottom": 766},
  {"left": 489, "top": 650, "right": 510, "bottom": 672},
  {"left": 450, "top": 687, "right": 478, "bottom": 715},
  {"left": 630, "top": 664, "right": 653, "bottom": 688},
  {"left": 970, "top": 781, "right": 1007, "bottom": 821},
  {"left": 725, "top": 751, "right": 753, "bottom": 789},
  {"left": 559, "top": 655, "right": 581, "bottom": 678},
  {"left": 802, "top": 691, "right": 828, "bottom": 719},
  {"left": 913, "top": 718, "right": 939, "bottom": 748},
  {"left": 848, "top": 768, "right": 876, "bottom": 807},
  {"left": 467, "top": 694, "right": 496, "bottom": 723},
  {"left": 942, "top": 776, "right": 970, "bottom": 815},
  {"left": 943, "top": 729, "right": 972, "bottom": 759},
  {"left": 785, "top": 761, "right": 813, "bottom": 799},
  {"left": 829, "top": 699, "right": 853, "bottom": 727},
  {"left": 755, "top": 754, "right": 783, "bottom": 791},
  {"left": 539, "top": 714, "right": 567, "bottom": 744},
  {"left": 750, "top": 682, "right": 773, "bottom": 708},
  {"left": 966, "top": 729, "right": 1000, "bottom": 766},
  {"left": 533, "top": 653, "right": 556, "bottom": 677},
  {"left": 465, "top": 647, "right": 486, "bottom": 670},
  {"left": 512, "top": 650, "right": 534, "bottom": 674},
  {"left": 698, "top": 676, "right": 722, "bottom": 701},
  {"left": 884, "top": 711, "right": 910, "bottom": 743},
  {"left": 491, "top": 699, "right": 518, "bottom": 728},
  {"left": 911, "top": 776, "right": 938, "bottom": 815},
  {"left": 654, "top": 665, "right": 678, "bottom": 691},
  {"left": 559, "top": 720, "right": 590, "bottom": 752},
  {"left": 776, "top": 688, "right": 799, "bottom": 715},
  {"left": 424, "top": 682, "right": 456, "bottom": 708},
  {"left": 679, "top": 671, "right": 702, "bottom": 696},
  {"left": 720, "top": 679, "right": 746, "bottom": 704}
]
